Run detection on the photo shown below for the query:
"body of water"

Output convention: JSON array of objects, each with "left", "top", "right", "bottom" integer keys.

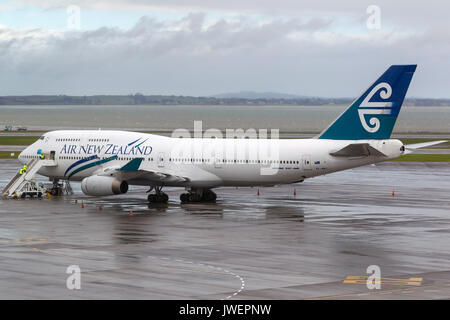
[{"left": 0, "top": 105, "right": 449, "bottom": 133}]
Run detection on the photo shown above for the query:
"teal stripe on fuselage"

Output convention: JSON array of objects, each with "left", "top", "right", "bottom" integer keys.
[
  {"left": 67, "top": 155, "right": 118, "bottom": 179},
  {"left": 64, "top": 155, "right": 99, "bottom": 177},
  {"left": 134, "top": 138, "right": 148, "bottom": 148}
]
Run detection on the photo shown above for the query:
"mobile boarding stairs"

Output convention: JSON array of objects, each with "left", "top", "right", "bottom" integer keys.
[{"left": 1, "top": 156, "right": 66, "bottom": 198}]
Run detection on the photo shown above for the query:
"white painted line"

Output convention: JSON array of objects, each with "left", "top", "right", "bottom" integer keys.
[{"left": 147, "top": 255, "right": 245, "bottom": 300}]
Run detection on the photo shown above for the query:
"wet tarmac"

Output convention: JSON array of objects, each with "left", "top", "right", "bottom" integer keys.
[{"left": 0, "top": 159, "right": 450, "bottom": 299}]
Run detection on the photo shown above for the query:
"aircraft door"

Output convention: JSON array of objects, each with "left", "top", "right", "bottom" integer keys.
[
  {"left": 157, "top": 152, "right": 165, "bottom": 167},
  {"left": 214, "top": 150, "right": 222, "bottom": 168},
  {"left": 302, "top": 154, "right": 312, "bottom": 171}
]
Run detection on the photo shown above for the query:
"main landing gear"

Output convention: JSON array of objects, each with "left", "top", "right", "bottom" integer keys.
[
  {"left": 147, "top": 186, "right": 169, "bottom": 203},
  {"left": 180, "top": 188, "right": 217, "bottom": 203},
  {"left": 48, "top": 178, "right": 64, "bottom": 196},
  {"left": 147, "top": 187, "right": 217, "bottom": 204}
]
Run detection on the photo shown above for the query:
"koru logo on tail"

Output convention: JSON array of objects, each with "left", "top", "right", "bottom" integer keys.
[{"left": 358, "top": 82, "right": 393, "bottom": 133}]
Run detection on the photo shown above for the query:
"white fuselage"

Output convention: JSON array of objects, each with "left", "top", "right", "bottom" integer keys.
[{"left": 19, "top": 130, "right": 404, "bottom": 188}]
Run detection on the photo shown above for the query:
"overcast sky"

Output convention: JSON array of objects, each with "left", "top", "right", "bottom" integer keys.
[{"left": 1, "top": 0, "right": 449, "bottom": 97}]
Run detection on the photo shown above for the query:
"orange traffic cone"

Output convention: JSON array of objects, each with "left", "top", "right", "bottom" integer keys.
[
  {"left": 294, "top": 188, "right": 297, "bottom": 196},
  {"left": 392, "top": 189, "right": 395, "bottom": 197},
  {"left": 257, "top": 188, "right": 260, "bottom": 196},
  {"left": 129, "top": 209, "right": 133, "bottom": 216},
  {"left": 81, "top": 201, "right": 84, "bottom": 208}
]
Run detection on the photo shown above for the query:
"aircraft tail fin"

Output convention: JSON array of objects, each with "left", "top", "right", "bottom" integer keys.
[{"left": 317, "top": 65, "right": 417, "bottom": 140}]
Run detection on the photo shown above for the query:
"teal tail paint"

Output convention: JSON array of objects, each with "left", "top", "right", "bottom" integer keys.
[{"left": 318, "top": 65, "right": 417, "bottom": 140}]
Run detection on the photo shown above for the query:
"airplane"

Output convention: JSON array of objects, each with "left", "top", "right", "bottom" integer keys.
[{"left": 16, "top": 64, "right": 446, "bottom": 203}]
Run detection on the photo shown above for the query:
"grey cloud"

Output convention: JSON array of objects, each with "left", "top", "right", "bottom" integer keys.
[
  {"left": 13, "top": 0, "right": 450, "bottom": 27},
  {"left": 0, "top": 11, "right": 449, "bottom": 97}
]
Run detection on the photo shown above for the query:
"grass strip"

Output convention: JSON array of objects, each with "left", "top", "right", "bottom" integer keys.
[
  {"left": 391, "top": 154, "right": 450, "bottom": 162},
  {"left": 0, "top": 151, "right": 19, "bottom": 159},
  {"left": 0, "top": 136, "right": 39, "bottom": 145}
]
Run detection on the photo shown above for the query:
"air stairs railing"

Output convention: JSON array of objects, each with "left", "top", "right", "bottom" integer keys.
[
  {"left": 2, "top": 159, "right": 39, "bottom": 197},
  {"left": 2, "top": 157, "right": 57, "bottom": 198},
  {"left": 2, "top": 172, "right": 24, "bottom": 196}
]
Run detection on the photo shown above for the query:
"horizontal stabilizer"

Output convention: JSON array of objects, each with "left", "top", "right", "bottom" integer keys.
[
  {"left": 404, "top": 140, "right": 448, "bottom": 154},
  {"left": 330, "top": 143, "right": 386, "bottom": 157}
]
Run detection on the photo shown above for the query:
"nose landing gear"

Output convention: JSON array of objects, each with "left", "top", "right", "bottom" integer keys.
[{"left": 48, "top": 178, "right": 64, "bottom": 196}]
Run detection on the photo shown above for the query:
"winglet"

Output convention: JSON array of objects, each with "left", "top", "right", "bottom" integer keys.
[{"left": 120, "top": 158, "right": 143, "bottom": 171}]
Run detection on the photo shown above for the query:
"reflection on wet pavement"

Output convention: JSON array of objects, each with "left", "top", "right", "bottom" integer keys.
[{"left": 0, "top": 160, "right": 449, "bottom": 299}]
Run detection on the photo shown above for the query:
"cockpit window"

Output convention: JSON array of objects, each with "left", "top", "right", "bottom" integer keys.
[{"left": 39, "top": 136, "right": 45, "bottom": 140}]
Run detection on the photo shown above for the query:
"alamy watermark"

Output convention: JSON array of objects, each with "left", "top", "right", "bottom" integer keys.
[
  {"left": 366, "top": 5, "right": 381, "bottom": 30},
  {"left": 366, "top": 265, "right": 381, "bottom": 289},
  {"left": 67, "top": 5, "right": 81, "bottom": 30},
  {"left": 170, "top": 121, "right": 281, "bottom": 175},
  {"left": 66, "top": 265, "right": 81, "bottom": 290}
]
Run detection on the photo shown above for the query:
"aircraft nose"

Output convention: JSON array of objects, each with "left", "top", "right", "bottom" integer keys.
[
  {"left": 18, "top": 149, "right": 25, "bottom": 164},
  {"left": 18, "top": 146, "right": 30, "bottom": 164}
]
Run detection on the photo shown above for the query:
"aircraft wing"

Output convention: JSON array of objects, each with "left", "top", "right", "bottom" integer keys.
[
  {"left": 403, "top": 140, "right": 448, "bottom": 154},
  {"left": 96, "top": 158, "right": 191, "bottom": 183},
  {"left": 330, "top": 143, "right": 386, "bottom": 157}
]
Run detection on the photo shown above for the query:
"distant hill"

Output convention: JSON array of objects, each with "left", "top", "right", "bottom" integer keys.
[
  {"left": 0, "top": 94, "right": 449, "bottom": 106},
  {"left": 212, "top": 91, "right": 308, "bottom": 100}
]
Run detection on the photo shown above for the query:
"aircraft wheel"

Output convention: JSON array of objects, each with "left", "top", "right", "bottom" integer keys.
[
  {"left": 180, "top": 193, "right": 189, "bottom": 203},
  {"left": 148, "top": 193, "right": 169, "bottom": 203},
  {"left": 188, "top": 193, "right": 202, "bottom": 202},
  {"left": 202, "top": 190, "right": 217, "bottom": 202}
]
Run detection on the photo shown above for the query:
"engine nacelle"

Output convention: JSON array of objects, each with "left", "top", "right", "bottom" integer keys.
[{"left": 81, "top": 176, "right": 128, "bottom": 196}]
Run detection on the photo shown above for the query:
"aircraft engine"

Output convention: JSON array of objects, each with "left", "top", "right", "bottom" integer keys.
[{"left": 81, "top": 176, "right": 128, "bottom": 196}]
